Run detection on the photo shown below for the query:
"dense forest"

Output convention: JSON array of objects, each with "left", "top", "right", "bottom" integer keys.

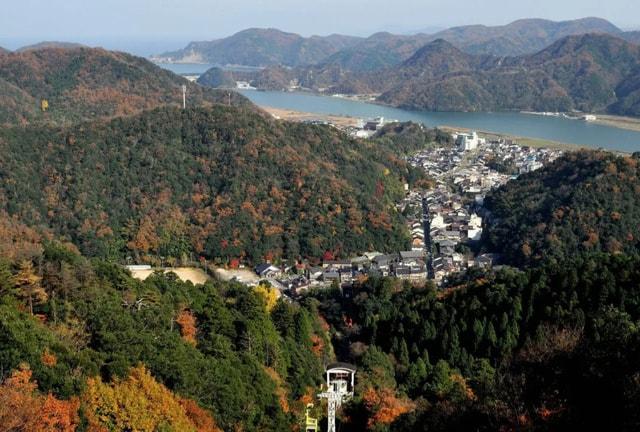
[
  {"left": 0, "top": 106, "right": 430, "bottom": 265},
  {"left": 309, "top": 252, "right": 640, "bottom": 431},
  {"left": 483, "top": 150, "right": 640, "bottom": 266},
  {"left": 0, "top": 217, "right": 332, "bottom": 430}
]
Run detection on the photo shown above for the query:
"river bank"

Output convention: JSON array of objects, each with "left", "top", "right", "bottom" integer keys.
[
  {"left": 592, "top": 114, "right": 640, "bottom": 133},
  {"left": 262, "top": 105, "right": 585, "bottom": 151},
  {"left": 240, "top": 90, "right": 640, "bottom": 152},
  {"left": 438, "top": 126, "right": 583, "bottom": 151},
  {"left": 262, "top": 106, "right": 360, "bottom": 128}
]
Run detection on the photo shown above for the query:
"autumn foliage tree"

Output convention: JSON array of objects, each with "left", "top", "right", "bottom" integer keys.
[
  {"left": 82, "top": 365, "right": 220, "bottom": 432},
  {"left": 254, "top": 283, "right": 279, "bottom": 312},
  {"left": 363, "top": 387, "right": 415, "bottom": 429},
  {"left": 176, "top": 309, "right": 198, "bottom": 346},
  {"left": 13, "top": 260, "right": 47, "bottom": 315},
  {"left": 0, "top": 363, "right": 80, "bottom": 432}
]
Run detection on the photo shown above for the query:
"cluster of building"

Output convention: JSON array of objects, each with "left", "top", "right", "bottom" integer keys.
[
  {"left": 254, "top": 250, "right": 430, "bottom": 297},
  {"left": 252, "top": 130, "right": 564, "bottom": 294},
  {"left": 401, "top": 133, "right": 563, "bottom": 284}
]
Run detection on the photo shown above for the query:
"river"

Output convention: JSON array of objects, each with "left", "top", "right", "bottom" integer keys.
[
  {"left": 156, "top": 62, "right": 640, "bottom": 152},
  {"left": 238, "top": 90, "right": 640, "bottom": 152}
]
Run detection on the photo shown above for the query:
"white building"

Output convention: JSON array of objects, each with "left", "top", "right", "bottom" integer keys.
[{"left": 455, "top": 131, "right": 485, "bottom": 151}]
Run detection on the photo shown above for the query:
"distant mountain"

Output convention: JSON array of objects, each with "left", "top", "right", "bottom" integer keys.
[
  {"left": 16, "top": 41, "right": 86, "bottom": 52},
  {"left": 623, "top": 31, "right": 640, "bottom": 44},
  {"left": 427, "top": 17, "right": 623, "bottom": 56},
  {"left": 316, "top": 32, "right": 433, "bottom": 72},
  {"left": 241, "top": 33, "right": 640, "bottom": 117},
  {"left": 0, "top": 46, "right": 9, "bottom": 54},
  {"left": 307, "top": 18, "right": 624, "bottom": 74},
  {"left": 378, "top": 33, "right": 640, "bottom": 116},
  {"left": 0, "top": 47, "right": 249, "bottom": 126},
  {"left": 152, "top": 28, "right": 363, "bottom": 67}
]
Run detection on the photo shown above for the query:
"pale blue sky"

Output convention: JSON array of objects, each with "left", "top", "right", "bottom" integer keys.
[{"left": 1, "top": 0, "right": 638, "bottom": 54}]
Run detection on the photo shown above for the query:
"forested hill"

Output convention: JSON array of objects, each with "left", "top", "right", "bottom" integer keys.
[
  {"left": 0, "top": 106, "right": 427, "bottom": 265},
  {"left": 380, "top": 33, "right": 640, "bottom": 116},
  {"left": 311, "top": 254, "right": 640, "bottom": 430},
  {"left": 0, "top": 47, "right": 249, "bottom": 126},
  {"left": 483, "top": 150, "right": 640, "bottom": 266},
  {"left": 153, "top": 28, "right": 363, "bottom": 67},
  {"left": 0, "top": 218, "right": 331, "bottom": 431}
]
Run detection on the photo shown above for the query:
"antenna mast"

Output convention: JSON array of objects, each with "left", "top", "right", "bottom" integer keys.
[{"left": 182, "top": 85, "right": 187, "bottom": 109}]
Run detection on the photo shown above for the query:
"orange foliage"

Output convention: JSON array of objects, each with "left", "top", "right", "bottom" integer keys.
[
  {"left": 363, "top": 387, "right": 415, "bottom": 429},
  {"left": 37, "top": 394, "right": 81, "bottom": 432},
  {"left": 0, "top": 364, "right": 80, "bottom": 432},
  {"left": 582, "top": 231, "right": 599, "bottom": 248},
  {"left": 310, "top": 334, "right": 324, "bottom": 357},
  {"left": 176, "top": 309, "right": 198, "bottom": 346},
  {"left": 41, "top": 348, "right": 58, "bottom": 367},
  {"left": 299, "top": 388, "right": 314, "bottom": 406},
  {"left": 264, "top": 367, "right": 289, "bottom": 413},
  {"left": 450, "top": 373, "right": 476, "bottom": 401},
  {"left": 179, "top": 398, "right": 223, "bottom": 432},
  {"left": 0, "top": 211, "right": 43, "bottom": 262},
  {"left": 127, "top": 215, "right": 160, "bottom": 253}
]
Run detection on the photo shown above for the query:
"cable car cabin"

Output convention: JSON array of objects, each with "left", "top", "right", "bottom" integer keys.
[
  {"left": 305, "top": 403, "right": 318, "bottom": 432},
  {"left": 325, "top": 362, "right": 356, "bottom": 397}
]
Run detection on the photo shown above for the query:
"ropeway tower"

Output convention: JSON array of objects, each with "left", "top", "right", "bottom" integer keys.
[{"left": 318, "top": 363, "right": 356, "bottom": 432}]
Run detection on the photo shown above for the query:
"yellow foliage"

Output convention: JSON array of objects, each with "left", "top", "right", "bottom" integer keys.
[
  {"left": 254, "top": 284, "right": 279, "bottom": 312},
  {"left": 82, "top": 365, "right": 217, "bottom": 432},
  {"left": 13, "top": 260, "right": 47, "bottom": 315}
]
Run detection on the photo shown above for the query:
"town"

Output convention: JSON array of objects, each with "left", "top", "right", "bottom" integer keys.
[{"left": 246, "top": 123, "right": 563, "bottom": 296}]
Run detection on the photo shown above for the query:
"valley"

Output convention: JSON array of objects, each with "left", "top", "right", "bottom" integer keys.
[{"left": 2, "top": 9, "right": 640, "bottom": 432}]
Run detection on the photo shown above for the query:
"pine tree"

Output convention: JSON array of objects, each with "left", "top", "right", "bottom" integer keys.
[{"left": 13, "top": 260, "right": 47, "bottom": 315}]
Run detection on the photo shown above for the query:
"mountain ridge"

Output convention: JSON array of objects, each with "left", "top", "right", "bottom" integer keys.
[
  {"left": 152, "top": 28, "right": 363, "bottom": 67},
  {"left": 236, "top": 33, "right": 640, "bottom": 117},
  {"left": 0, "top": 46, "right": 249, "bottom": 126}
]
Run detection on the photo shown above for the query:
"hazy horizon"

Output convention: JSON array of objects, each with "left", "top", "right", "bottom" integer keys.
[{"left": 1, "top": 0, "right": 638, "bottom": 55}]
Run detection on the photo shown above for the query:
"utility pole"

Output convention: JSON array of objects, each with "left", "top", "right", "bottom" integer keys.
[{"left": 182, "top": 85, "right": 187, "bottom": 109}]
